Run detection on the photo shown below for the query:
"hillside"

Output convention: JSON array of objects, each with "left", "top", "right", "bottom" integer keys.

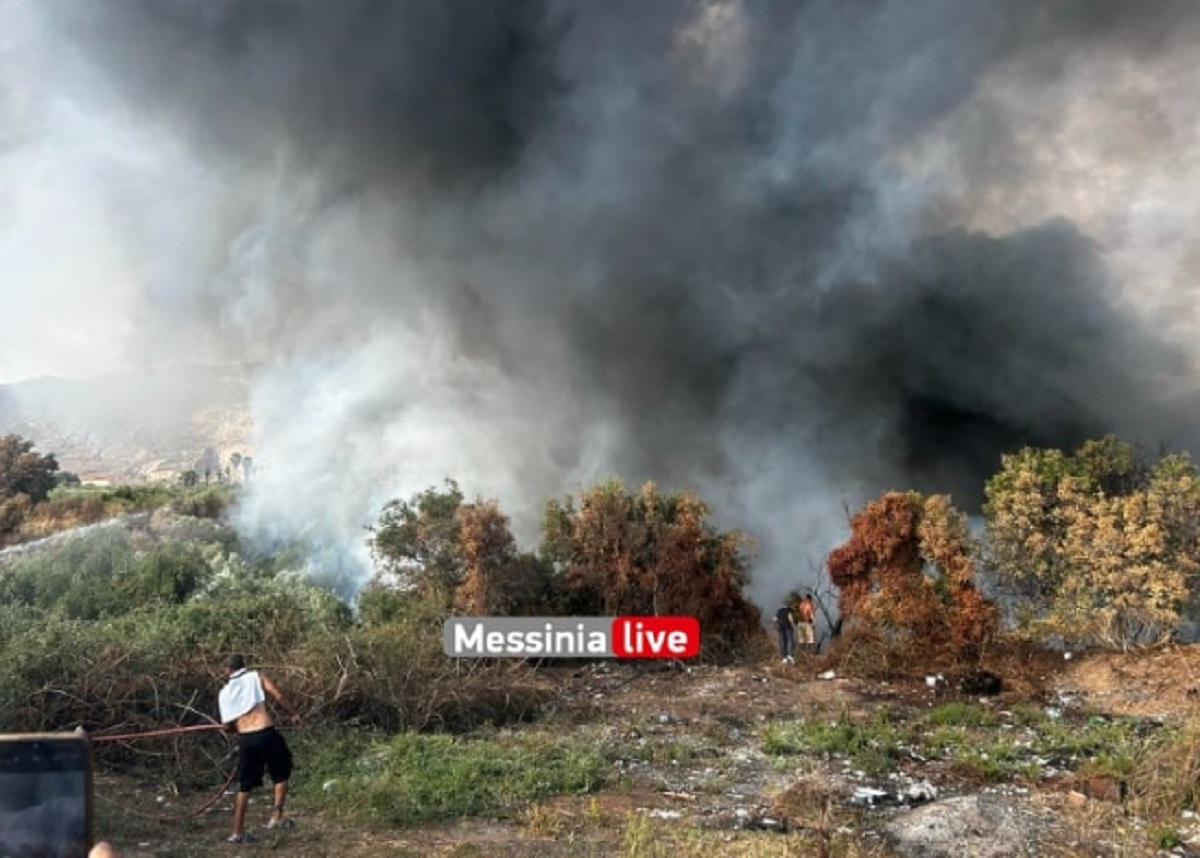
[{"left": 0, "top": 364, "right": 252, "bottom": 483}]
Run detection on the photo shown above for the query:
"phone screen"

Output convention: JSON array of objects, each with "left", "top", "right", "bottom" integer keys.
[{"left": 0, "top": 734, "right": 92, "bottom": 858}]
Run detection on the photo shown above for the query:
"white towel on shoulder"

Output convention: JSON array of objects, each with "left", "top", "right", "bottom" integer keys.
[{"left": 219, "top": 669, "right": 265, "bottom": 723}]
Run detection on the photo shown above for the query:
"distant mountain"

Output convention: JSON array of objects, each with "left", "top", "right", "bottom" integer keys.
[{"left": 0, "top": 364, "right": 253, "bottom": 483}]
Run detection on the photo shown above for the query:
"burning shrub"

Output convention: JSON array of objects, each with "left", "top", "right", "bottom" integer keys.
[
  {"left": 455, "top": 501, "right": 560, "bottom": 617},
  {"left": 540, "top": 480, "right": 762, "bottom": 660},
  {"left": 827, "top": 490, "right": 997, "bottom": 663}
]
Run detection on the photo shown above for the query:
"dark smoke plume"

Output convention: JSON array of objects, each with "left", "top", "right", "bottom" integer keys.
[{"left": 5, "top": 0, "right": 1200, "bottom": 598}]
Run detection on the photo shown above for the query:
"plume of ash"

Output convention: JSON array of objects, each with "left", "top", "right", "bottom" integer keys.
[{"left": 6, "top": 0, "right": 1200, "bottom": 601}]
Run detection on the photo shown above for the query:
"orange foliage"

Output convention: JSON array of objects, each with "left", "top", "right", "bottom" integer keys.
[
  {"left": 827, "top": 491, "right": 997, "bottom": 661},
  {"left": 542, "top": 481, "right": 761, "bottom": 659},
  {"left": 455, "top": 502, "right": 554, "bottom": 617}
]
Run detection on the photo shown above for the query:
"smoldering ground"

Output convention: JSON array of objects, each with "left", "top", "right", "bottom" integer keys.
[{"left": 4, "top": 0, "right": 1200, "bottom": 598}]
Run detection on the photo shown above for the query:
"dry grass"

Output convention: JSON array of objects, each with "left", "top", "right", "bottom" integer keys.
[
  {"left": 1129, "top": 718, "right": 1200, "bottom": 818},
  {"left": 825, "top": 626, "right": 969, "bottom": 682},
  {"left": 15, "top": 494, "right": 110, "bottom": 538},
  {"left": 617, "top": 809, "right": 894, "bottom": 858}
]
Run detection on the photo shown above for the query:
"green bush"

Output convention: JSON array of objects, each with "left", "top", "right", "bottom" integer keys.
[
  {"left": 356, "top": 574, "right": 439, "bottom": 628},
  {"left": 0, "top": 526, "right": 136, "bottom": 618},
  {"left": 173, "top": 577, "right": 353, "bottom": 652},
  {"left": 0, "top": 528, "right": 216, "bottom": 619},
  {"left": 170, "top": 484, "right": 236, "bottom": 519},
  {"left": 129, "top": 542, "right": 209, "bottom": 604}
]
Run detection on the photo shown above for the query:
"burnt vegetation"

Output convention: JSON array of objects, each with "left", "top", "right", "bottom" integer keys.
[
  {"left": 827, "top": 491, "right": 999, "bottom": 666},
  {"left": 3, "top": 433, "right": 1200, "bottom": 853},
  {"left": 2, "top": 431, "right": 1200, "bottom": 742}
]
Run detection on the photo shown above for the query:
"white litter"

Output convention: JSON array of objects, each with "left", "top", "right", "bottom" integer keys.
[
  {"left": 905, "top": 781, "right": 938, "bottom": 802},
  {"left": 852, "top": 787, "right": 889, "bottom": 806}
]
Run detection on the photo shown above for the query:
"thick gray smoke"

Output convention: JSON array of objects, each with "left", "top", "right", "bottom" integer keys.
[{"left": 4, "top": 0, "right": 1200, "bottom": 599}]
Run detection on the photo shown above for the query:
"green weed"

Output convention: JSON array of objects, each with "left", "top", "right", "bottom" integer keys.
[
  {"left": 313, "top": 731, "right": 608, "bottom": 827},
  {"left": 923, "top": 700, "right": 1000, "bottom": 729},
  {"left": 762, "top": 713, "right": 901, "bottom": 777}
]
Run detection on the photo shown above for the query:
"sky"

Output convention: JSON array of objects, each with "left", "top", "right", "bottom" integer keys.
[{"left": 2, "top": 0, "right": 1199, "bottom": 601}]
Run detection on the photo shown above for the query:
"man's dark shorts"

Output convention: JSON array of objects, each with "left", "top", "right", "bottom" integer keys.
[{"left": 237, "top": 726, "right": 293, "bottom": 792}]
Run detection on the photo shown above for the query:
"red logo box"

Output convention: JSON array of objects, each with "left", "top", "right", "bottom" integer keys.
[{"left": 611, "top": 616, "right": 700, "bottom": 659}]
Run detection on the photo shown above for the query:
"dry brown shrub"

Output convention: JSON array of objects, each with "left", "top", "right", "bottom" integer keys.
[
  {"left": 455, "top": 502, "right": 556, "bottom": 617},
  {"left": 827, "top": 491, "right": 998, "bottom": 667},
  {"left": 285, "top": 629, "right": 553, "bottom": 733},
  {"left": 769, "top": 779, "right": 836, "bottom": 857},
  {"left": 15, "top": 494, "right": 109, "bottom": 539},
  {"left": 544, "top": 481, "right": 762, "bottom": 660},
  {"left": 827, "top": 625, "right": 923, "bottom": 680},
  {"left": 0, "top": 493, "right": 32, "bottom": 543}
]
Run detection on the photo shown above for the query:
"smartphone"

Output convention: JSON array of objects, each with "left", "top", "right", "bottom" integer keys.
[{"left": 0, "top": 733, "right": 93, "bottom": 858}]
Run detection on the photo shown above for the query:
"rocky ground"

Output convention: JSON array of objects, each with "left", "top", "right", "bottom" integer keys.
[{"left": 92, "top": 643, "right": 1200, "bottom": 857}]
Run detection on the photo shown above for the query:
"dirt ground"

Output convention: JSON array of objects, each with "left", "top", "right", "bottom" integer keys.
[{"left": 93, "top": 642, "right": 1200, "bottom": 857}]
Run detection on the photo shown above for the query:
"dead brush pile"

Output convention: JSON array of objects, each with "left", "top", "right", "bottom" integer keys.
[
  {"left": 826, "top": 626, "right": 964, "bottom": 682},
  {"left": 6, "top": 619, "right": 554, "bottom": 734},
  {"left": 826, "top": 626, "right": 1048, "bottom": 703},
  {"left": 285, "top": 634, "right": 556, "bottom": 732},
  {"left": 6, "top": 623, "right": 555, "bottom": 787}
]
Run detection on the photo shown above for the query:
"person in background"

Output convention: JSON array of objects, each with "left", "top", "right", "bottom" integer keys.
[
  {"left": 774, "top": 600, "right": 797, "bottom": 664},
  {"left": 218, "top": 654, "right": 299, "bottom": 844},
  {"left": 796, "top": 593, "right": 817, "bottom": 655}
]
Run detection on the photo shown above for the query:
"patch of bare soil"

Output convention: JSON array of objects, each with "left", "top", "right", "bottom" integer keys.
[
  {"left": 95, "top": 644, "right": 1200, "bottom": 857},
  {"left": 1055, "top": 643, "right": 1200, "bottom": 722}
]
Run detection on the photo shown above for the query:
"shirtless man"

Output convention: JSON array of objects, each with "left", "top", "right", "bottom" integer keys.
[
  {"left": 218, "top": 654, "right": 298, "bottom": 843},
  {"left": 796, "top": 594, "right": 817, "bottom": 655}
]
